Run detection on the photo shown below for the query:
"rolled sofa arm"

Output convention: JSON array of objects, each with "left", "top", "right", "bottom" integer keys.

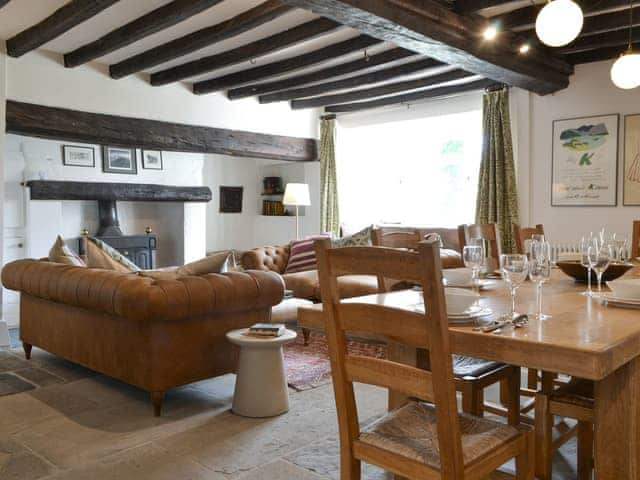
[
  {"left": 241, "top": 245, "right": 290, "bottom": 273},
  {"left": 2, "top": 259, "right": 285, "bottom": 322}
]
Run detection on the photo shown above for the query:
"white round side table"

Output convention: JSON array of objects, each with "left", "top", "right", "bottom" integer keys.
[{"left": 226, "top": 328, "right": 297, "bottom": 418}]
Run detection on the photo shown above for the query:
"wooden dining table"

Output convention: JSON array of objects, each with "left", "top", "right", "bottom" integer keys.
[{"left": 298, "top": 267, "right": 640, "bottom": 479}]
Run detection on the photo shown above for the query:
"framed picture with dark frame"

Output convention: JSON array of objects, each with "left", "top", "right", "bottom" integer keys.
[
  {"left": 623, "top": 113, "right": 640, "bottom": 205},
  {"left": 551, "top": 114, "right": 619, "bottom": 207},
  {"left": 62, "top": 145, "right": 95, "bottom": 168},
  {"left": 141, "top": 150, "right": 163, "bottom": 170},
  {"left": 219, "top": 186, "right": 243, "bottom": 213},
  {"left": 102, "top": 146, "right": 137, "bottom": 175}
]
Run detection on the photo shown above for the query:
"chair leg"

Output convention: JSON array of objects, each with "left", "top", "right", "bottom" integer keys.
[
  {"left": 507, "top": 366, "right": 521, "bottom": 426},
  {"left": 302, "top": 328, "right": 311, "bottom": 346},
  {"left": 499, "top": 378, "right": 509, "bottom": 406},
  {"left": 515, "top": 429, "right": 535, "bottom": 480},
  {"left": 461, "top": 383, "right": 482, "bottom": 416},
  {"left": 151, "top": 391, "right": 164, "bottom": 417},
  {"left": 527, "top": 368, "right": 538, "bottom": 390},
  {"left": 23, "top": 342, "right": 32, "bottom": 360},
  {"left": 577, "top": 421, "right": 594, "bottom": 480},
  {"left": 534, "top": 392, "right": 553, "bottom": 480},
  {"left": 341, "top": 452, "right": 361, "bottom": 480}
]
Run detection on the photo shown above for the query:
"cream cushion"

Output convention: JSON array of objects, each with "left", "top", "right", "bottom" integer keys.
[{"left": 48, "top": 236, "right": 86, "bottom": 267}]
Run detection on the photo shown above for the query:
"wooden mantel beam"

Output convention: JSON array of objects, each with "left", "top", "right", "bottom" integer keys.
[
  {"left": 5, "top": 101, "right": 318, "bottom": 162},
  {"left": 280, "top": 0, "right": 572, "bottom": 94}
]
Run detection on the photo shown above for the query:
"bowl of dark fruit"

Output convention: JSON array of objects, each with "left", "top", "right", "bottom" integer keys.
[{"left": 556, "top": 260, "right": 634, "bottom": 283}]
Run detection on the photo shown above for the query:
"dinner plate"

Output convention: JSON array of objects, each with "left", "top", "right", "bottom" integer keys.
[
  {"left": 411, "top": 304, "right": 493, "bottom": 323},
  {"left": 445, "top": 279, "right": 497, "bottom": 290},
  {"left": 601, "top": 294, "right": 640, "bottom": 306}
]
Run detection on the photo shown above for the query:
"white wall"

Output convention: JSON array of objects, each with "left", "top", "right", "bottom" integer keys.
[{"left": 514, "top": 60, "right": 640, "bottom": 243}]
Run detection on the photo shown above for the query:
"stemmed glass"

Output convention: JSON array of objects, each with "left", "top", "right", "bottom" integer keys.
[
  {"left": 500, "top": 254, "right": 529, "bottom": 319},
  {"left": 580, "top": 236, "right": 596, "bottom": 296},
  {"left": 609, "top": 234, "right": 629, "bottom": 263},
  {"left": 463, "top": 245, "right": 484, "bottom": 294},
  {"left": 588, "top": 243, "right": 613, "bottom": 295},
  {"left": 529, "top": 241, "right": 552, "bottom": 320}
]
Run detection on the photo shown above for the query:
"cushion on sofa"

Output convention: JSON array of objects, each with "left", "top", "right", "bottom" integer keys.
[
  {"left": 49, "top": 236, "right": 86, "bottom": 267},
  {"left": 284, "top": 235, "right": 329, "bottom": 274},
  {"left": 176, "top": 251, "right": 233, "bottom": 276},
  {"left": 85, "top": 237, "right": 140, "bottom": 272},
  {"left": 282, "top": 270, "right": 379, "bottom": 301},
  {"left": 441, "top": 248, "right": 464, "bottom": 269},
  {"left": 332, "top": 226, "right": 373, "bottom": 248}
]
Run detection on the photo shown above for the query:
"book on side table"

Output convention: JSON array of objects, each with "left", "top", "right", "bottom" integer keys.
[{"left": 247, "top": 323, "right": 286, "bottom": 337}]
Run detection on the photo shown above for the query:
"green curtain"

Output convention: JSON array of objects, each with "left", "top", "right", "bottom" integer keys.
[
  {"left": 320, "top": 117, "right": 340, "bottom": 236},
  {"left": 475, "top": 88, "right": 520, "bottom": 253}
]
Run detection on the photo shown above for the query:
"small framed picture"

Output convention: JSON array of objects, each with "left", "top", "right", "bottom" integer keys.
[
  {"left": 142, "top": 150, "right": 163, "bottom": 170},
  {"left": 63, "top": 145, "right": 95, "bottom": 168},
  {"left": 102, "top": 146, "right": 137, "bottom": 174},
  {"left": 219, "top": 186, "right": 243, "bottom": 213}
]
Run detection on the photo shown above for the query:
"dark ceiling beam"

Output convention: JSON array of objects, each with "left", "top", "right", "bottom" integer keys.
[
  {"left": 0, "top": 1, "right": 10, "bottom": 10},
  {"left": 64, "top": 0, "right": 223, "bottom": 68},
  {"left": 565, "top": 42, "right": 640, "bottom": 64},
  {"left": 454, "top": 0, "right": 516, "bottom": 15},
  {"left": 109, "top": 0, "right": 293, "bottom": 79},
  {"left": 280, "top": 0, "right": 571, "bottom": 95},
  {"left": 228, "top": 47, "right": 416, "bottom": 99},
  {"left": 6, "top": 101, "right": 318, "bottom": 162},
  {"left": 325, "top": 78, "right": 495, "bottom": 113},
  {"left": 151, "top": 17, "right": 340, "bottom": 86},
  {"left": 260, "top": 57, "right": 444, "bottom": 103},
  {"left": 292, "top": 69, "right": 473, "bottom": 109},
  {"left": 193, "top": 34, "right": 380, "bottom": 94},
  {"left": 559, "top": 29, "right": 640, "bottom": 55},
  {"left": 6, "top": 0, "right": 120, "bottom": 58}
]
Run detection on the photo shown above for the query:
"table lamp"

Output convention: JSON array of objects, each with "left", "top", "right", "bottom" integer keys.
[{"left": 283, "top": 183, "right": 310, "bottom": 240}]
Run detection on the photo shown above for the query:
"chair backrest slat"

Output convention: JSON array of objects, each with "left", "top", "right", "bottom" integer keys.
[
  {"left": 345, "top": 355, "right": 434, "bottom": 403},
  {"left": 328, "top": 246, "right": 422, "bottom": 283},
  {"left": 513, "top": 224, "right": 545, "bottom": 255}
]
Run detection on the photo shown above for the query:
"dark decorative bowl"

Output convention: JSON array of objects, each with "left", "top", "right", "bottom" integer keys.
[{"left": 556, "top": 260, "right": 634, "bottom": 283}]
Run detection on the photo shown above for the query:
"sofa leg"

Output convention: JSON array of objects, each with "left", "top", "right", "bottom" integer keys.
[
  {"left": 302, "top": 328, "right": 311, "bottom": 346},
  {"left": 151, "top": 391, "right": 164, "bottom": 417},
  {"left": 23, "top": 342, "right": 32, "bottom": 360}
]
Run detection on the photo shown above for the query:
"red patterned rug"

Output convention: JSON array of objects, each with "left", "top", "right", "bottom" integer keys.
[{"left": 284, "top": 329, "right": 386, "bottom": 391}]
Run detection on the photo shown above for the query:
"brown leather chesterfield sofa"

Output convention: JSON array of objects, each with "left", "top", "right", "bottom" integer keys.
[{"left": 2, "top": 259, "right": 284, "bottom": 416}]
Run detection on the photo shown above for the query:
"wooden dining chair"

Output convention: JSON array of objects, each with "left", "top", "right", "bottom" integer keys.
[
  {"left": 371, "top": 228, "right": 520, "bottom": 423},
  {"left": 535, "top": 373, "right": 594, "bottom": 480},
  {"left": 458, "top": 224, "right": 502, "bottom": 271},
  {"left": 633, "top": 220, "right": 640, "bottom": 259},
  {"left": 513, "top": 224, "right": 545, "bottom": 255},
  {"left": 315, "top": 238, "right": 534, "bottom": 479}
]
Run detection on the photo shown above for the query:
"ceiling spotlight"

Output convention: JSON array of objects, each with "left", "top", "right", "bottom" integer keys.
[
  {"left": 536, "top": 0, "right": 583, "bottom": 47},
  {"left": 519, "top": 43, "right": 531, "bottom": 54},
  {"left": 483, "top": 25, "right": 498, "bottom": 41}
]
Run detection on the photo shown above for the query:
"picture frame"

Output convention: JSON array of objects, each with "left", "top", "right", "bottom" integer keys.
[
  {"left": 62, "top": 145, "right": 95, "bottom": 168},
  {"left": 623, "top": 114, "right": 640, "bottom": 205},
  {"left": 141, "top": 150, "right": 163, "bottom": 170},
  {"left": 551, "top": 114, "right": 619, "bottom": 207},
  {"left": 219, "top": 186, "right": 243, "bottom": 213},
  {"left": 102, "top": 146, "right": 137, "bottom": 175}
]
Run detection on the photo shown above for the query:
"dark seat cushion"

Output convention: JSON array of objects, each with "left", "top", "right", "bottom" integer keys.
[{"left": 453, "top": 355, "right": 506, "bottom": 379}]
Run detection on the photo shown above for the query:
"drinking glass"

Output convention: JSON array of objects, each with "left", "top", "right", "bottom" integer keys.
[
  {"left": 609, "top": 234, "right": 628, "bottom": 263},
  {"left": 580, "top": 236, "right": 596, "bottom": 296},
  {"left": 500, "top": 254, "right": 529, "bottom": 319},
  {"left": 529, "top": 241, "right": 552, "bottom": 320},
  {"left": 463, "top": 245, "right": 484, "bottom": 294},
  {"left": 588, "top": 244, "right": 612, "bottom": 295}
]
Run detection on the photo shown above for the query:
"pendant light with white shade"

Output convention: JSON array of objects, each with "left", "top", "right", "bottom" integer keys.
[
  {"left": 535, "top": 0, "right": 584, "bottom": 47},
  {"left": 611, "top": 0, "right": 640, "bottom": 89}
]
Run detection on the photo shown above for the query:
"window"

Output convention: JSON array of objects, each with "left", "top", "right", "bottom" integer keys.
[{"left": 337, "top": 106, "right": 482, "bottom": 231}]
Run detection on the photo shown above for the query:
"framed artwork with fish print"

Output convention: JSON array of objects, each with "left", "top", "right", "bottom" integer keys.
[
  {"left": 551, "top": 114, "right": 619, "bottom": 206},
  {"left": 624, "top": 114, "right": 640, "bottom": 205}
]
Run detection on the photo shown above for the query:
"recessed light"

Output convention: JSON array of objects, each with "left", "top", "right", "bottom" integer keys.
[
  {"left": 519, "top": 43, "right": 531, "bottom": 54},
  {"left": 483, "top": 25, "right": 498, "bottom": 41}
]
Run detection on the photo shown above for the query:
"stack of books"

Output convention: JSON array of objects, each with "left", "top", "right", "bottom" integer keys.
[{"left": 246, "top": 323, "right": 286, "bottom": 337}]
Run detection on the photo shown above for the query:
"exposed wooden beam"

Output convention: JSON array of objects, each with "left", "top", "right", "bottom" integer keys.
[
  {"left": 559, "top": 30, "right": 640, "bottom": 55},
  {"left": 109, "top": 0, "right": 293, "bottom": 79},
  {"left": 325, "top": 78, "right": 495, "bottom": 113},
  {"left": 228, "top": 47, "right": 416, "bottom": 99},
  {"left": 193, "top": 34, "right": 381, "bottom": 94},
  {"left": 292, "top": 69, "right": 473, "bottom": 109},
  {"left": 0, "top": 1, "right": 10, "bottom": 10},
  {"left": 64, "top": 0, "right": 223, "bottom": 68},
  {"left": 260, "top": 57, "right": 444, "bottom": 103},
  {"left": 6, "top": 101, "right": 318, "bottom": 162},
  {"left": 6, "top": 0, "right": 120, "bottom": 58},
  {"left": 565, "top": 43, "right": 639, "bottom": 65},
  {"left": 151, "top": 17, "right": 340, "bottom": 86},
  {"left": 454, "top": 0, "right": 515, "bottom": 15},
  {"left": 281, "top": 0, "right": 571, "bottom": 95}
]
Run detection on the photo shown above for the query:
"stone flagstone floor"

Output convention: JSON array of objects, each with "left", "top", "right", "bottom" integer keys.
[{"left": 0, "top": 338, "right": 578, "bottom": 479}]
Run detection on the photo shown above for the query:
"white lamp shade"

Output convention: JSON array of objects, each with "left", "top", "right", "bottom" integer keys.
[
  {"left": 611, "top": 52, "right": 640, "bottom": 89},
  {"left": 283, "top": 183, "right": 311, "bottom": 206},
  {"left": 535, "top": 0, "right": 583, "bottom": 47}
]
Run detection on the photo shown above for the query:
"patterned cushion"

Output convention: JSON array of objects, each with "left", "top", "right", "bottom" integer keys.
[
  {"left": 85, "top": 237, "right": 140, "bottom": 272},
  {"left": 48, "top": 235, "right": 86, "bottom": 267},
  {"left": 332, "top": 226, "right": 373, "bottom": 248},
  {"left": 359, "top": 401, "right": 520, "bottom": 470},
  {"left": 285, "top": 235, "right": 329, "bottom": 274}
]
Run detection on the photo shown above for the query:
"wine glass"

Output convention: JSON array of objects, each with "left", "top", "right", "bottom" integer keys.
[
  {"left": 588, "top": 244, "right": 613, "bottom": 295},
  {"left": 463, "top": 245, "right": 483, "bottom": 294},
  {"left": 500, "top": 254, "right": 529, "bottom": 319},
  {"left": 580, "top": 236, "right": 596, "bottom": 296},
  {"left": 529, "top": 241, "right": 552, "bottom": 320},
  {"left": 609, "top": 234, "right": 628, "bottom": 263}
]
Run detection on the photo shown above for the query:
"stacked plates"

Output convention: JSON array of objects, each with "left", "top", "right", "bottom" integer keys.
[
  {"left": 600, "top": 295, "right": 640, "bottom": 310},
  {"left": 411, "top": 304, "right": 493, "bottom": 323},
  {"left": 445, "top": 279, "right": 496, "bottom": 290}
]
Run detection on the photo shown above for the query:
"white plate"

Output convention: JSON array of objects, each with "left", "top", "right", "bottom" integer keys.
[
  {"left": 602, "top": 294, "right": 640, "bottom": 305},
  {"left": 445, "top": 279, "right": 496, "bottom": 290},
  {"left": 411, "top": 304, "right": 493, "bottom": 322}
]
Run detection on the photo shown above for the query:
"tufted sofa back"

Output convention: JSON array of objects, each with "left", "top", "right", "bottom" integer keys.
[{"left": 241, "top": 245, "right": 291, "bottom": 274}]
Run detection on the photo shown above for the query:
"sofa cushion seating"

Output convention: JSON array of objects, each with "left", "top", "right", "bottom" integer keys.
[{"left": 282, "top": 269, "right": 380, "bottom": 302}]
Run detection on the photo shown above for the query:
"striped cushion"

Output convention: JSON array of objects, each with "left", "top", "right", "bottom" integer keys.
[{"left": 285, "top": 235, "right": 329, "bottom": 273}]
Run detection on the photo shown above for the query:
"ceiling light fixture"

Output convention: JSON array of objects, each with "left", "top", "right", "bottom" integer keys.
[
  {"left": 535, "top": 0, "right": 583, "bottom": 47},
  {"left": 483, "top": 25, "right": 498, "bottom": 41},
  {"left": 519, "top": 43, "right": 531, "bottom": 54},
  {"left": 611, "top": 0, "right": 640, "bottom": 89}
]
